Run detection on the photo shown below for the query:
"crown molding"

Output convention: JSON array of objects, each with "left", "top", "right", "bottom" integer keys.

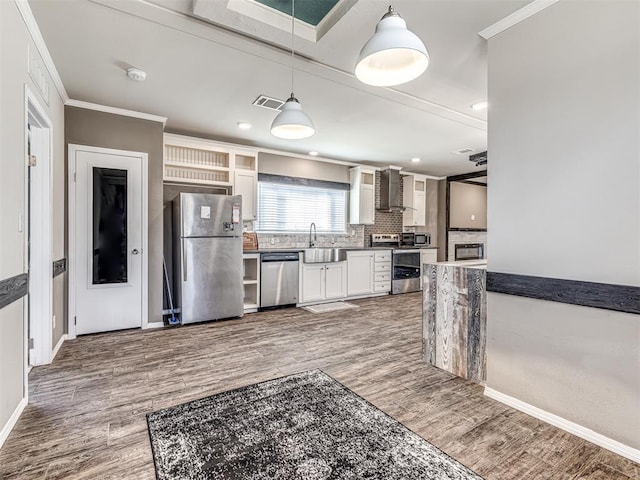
[
  {"left": 478, "top": 0, "right": 560, "bottom": 40},
  {"left": 14, "top": 0, "right": 69, "bottom": 102},
  {"left": 66, "top": 99, "right": 168, "bottom": 125}
]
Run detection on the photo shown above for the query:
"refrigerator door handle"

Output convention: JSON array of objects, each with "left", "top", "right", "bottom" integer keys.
[{"left": 182, "top": 238, "right": 188, "bottom": 282}]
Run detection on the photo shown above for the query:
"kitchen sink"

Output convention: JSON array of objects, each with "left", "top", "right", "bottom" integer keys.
[{"left": 303, "top": 248, "right": 347, "bottom": 263}]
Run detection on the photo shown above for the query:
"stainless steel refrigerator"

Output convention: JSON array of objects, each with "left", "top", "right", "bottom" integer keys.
[{"left": 172, "top": 193, "right": 243, "bottom": 324}]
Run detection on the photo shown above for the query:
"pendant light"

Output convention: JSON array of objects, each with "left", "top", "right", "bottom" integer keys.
[
  {"left": 271, "top": 0, "right": 315, "bottom": 139},
  {"left": 355, "top": 6, "right": 429, "bottom": 87}
]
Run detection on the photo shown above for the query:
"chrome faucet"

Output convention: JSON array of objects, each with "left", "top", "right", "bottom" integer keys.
[{"left": 309, "top": 222, "right": 317, "bottom": 247}]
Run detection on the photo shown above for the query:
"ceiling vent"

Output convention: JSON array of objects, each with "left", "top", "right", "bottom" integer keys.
[
  {"left": 454, "top": 148, "right": 474, "bottom": 155},
  {"left": 470, "top": 151, "right": 487, "bottom": 166},
  {"left": 252, "top": 95, "right": 285, "bottom": 111}
]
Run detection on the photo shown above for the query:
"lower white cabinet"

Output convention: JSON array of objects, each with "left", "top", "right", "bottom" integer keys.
[
  {"left": 242, "top": 253, "right": 260, "bottom": 313},
  {"left": 300, "top": 262, "right": 346, "bottom": 304},
  {"left": 347, "top": 251, "right": 374, "bottom": 296},
  {"left": 346, "top": 250, "right": 391, "bottom": 297}
]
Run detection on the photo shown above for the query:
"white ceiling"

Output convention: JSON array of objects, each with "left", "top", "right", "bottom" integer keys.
[{"left": 29, "top": 0, "right": 531, "bottom": 176}]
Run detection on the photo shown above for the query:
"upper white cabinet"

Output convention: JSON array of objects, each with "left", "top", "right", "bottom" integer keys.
[
  {"left": 163, "top": 134, "right": 258, "bottom": 221},
  {"left": 164, "top": 133, "right": 232, "bottom": 185},
  {"left": 403, "top": 174, "right": 427, "bottom": 226},
  {"left": 233, "top": 151, "right": 258, "bottom": 221},
  {"left": 349, "top": 166, "right": 376, "bottom": 225}
]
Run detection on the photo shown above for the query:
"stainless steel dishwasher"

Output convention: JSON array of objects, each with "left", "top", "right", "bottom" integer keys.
[{"left": 260, "top": 252, "right": 299, "bottom": 308}]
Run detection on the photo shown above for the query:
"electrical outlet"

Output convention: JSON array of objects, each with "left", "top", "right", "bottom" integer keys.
[{"left": 471, "top": 214, "right": 476, "bottom": 221}]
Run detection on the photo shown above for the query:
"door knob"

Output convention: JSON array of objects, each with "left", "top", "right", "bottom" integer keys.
[{"left": 131, "top": 249, "right": 140, "bottom": 255}]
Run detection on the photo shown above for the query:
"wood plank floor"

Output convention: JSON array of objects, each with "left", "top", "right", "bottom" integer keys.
[{"left": 1, "top": 293, "right": 638, "bottom": 479}]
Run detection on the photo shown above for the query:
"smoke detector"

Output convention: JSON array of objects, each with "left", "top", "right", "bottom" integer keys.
[{"left": 126, "top": 67, "right": 147, "bottom": 82}]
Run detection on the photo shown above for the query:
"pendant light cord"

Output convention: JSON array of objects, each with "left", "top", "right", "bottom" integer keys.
[{"left": 290, "top": 0, "right": 295, "bottom": 97}]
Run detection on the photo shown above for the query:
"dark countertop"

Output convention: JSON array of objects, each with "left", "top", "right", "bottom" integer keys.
[{"left": 244, "top": 246, "right": 438, "bottom": 254}]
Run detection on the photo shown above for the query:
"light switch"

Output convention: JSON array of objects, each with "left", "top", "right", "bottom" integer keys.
[{"left": 200, "top": 206, "right": 211, "bottom": 219}]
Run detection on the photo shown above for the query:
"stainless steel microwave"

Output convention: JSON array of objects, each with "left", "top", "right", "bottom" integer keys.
[{"left": 414, "top": 233, "right": 430, "bottom": 246}]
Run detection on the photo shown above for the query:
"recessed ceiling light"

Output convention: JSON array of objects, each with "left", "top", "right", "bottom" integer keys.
[
  {"left": 411, "top": 157, "right": 421, "bottom": 163},
  {"left": 309, "top": 151, "right": 319, "bottom": 156},
  {"left": 126, "top": 67, "right": 146, "bottom": 82},
  {"left": 237, "top": 122, "right": 252, "bottom": 130},
  {"left": 471, "top": 101, "right": 488, "bottom": 111}
]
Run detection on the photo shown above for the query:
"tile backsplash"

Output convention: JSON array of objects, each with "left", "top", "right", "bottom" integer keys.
[{"left": 256, "top": 225, "right": 366, "bottom": 249}]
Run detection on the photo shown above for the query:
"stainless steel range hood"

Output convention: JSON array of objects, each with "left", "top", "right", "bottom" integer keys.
[{"left": 378, "top": 168, "right": 405, "bottom": 211}]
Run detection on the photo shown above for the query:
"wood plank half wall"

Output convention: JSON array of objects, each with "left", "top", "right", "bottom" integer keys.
[
  {"left": 0, "top": 273, "right": 28, "bottom": 310},
  {"left": 487, "top": 272, "right": 640, "bottom": 315}
]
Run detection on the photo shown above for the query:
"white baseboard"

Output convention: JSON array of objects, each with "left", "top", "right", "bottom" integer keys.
[
  {"left": 484, "top": 387, "right": 640, "bottom": 463},
  {"left": 51, "top": 333, "right": 67, "bottom": 362},
  {"left": 144, "top": 321, "right": 165, "bottom": 330},
  {"left": 0, "top": 398, "right": 27, "bottom": 450}
]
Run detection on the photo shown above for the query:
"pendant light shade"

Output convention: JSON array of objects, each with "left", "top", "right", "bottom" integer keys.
[
  {"left": 271, "top": 94, "right": 315, "bottom": 139},
  {"left": 355, "top": 6, "right": 429, "bottom": 87},
  {"left": 270, "top": 0, "right": 315, "bottom": 139}
]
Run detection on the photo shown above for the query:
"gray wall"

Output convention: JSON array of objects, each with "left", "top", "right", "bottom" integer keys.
[
  {"left": 258, "top": 152, "right": 350, "bottom": 183},
  {"left": 449, "top": 182, "right": 487, "bottom": 229},
  {"left": 487, "top": 0, "right": 639, "bottom": 449},
  {"left": 0, "top": 0, "right": 65, "bottom": 434},
  {"left": 65, "top": 107, "right": 165, "bottom": 324}
]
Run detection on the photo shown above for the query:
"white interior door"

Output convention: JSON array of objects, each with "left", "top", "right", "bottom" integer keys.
[{"left": 71, "top": 146, "right": 145, "bottom": 335}]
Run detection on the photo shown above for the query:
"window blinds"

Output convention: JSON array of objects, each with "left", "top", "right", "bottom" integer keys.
[{"left": 256, "top": 180, "right": 347, "bottom": 233}]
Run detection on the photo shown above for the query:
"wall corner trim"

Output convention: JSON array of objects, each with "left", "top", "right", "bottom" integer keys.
[
  {"left": 144, "top": 321, "right": 165, "bottom": 330},
  {"left": 51, "top": 334, "right": 67, "bottom": 362},
  {"left": 478, "top": 0, "right": 560, "bottom": 39},
  {"left": 0, "top": 398, "right": 28, "bottom": 450},
  {"left": 484, "top": 387, "right": 640, "bottom": 464},
  {"left": 66, "top": 100, "right": 168, "bottom": 125},
  {"left": 14, "top": 0, "right": 70, "bottom": 102}
]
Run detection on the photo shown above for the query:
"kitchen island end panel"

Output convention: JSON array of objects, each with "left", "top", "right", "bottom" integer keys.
[{"left": 422, "top": 263, "right": 486, "bottom": 384}]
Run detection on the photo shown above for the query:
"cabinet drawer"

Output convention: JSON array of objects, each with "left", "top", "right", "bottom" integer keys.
[
  {"left": 374, "top": 272, "right": 391, "bottom": 282},
  {"left": 374, "top": 281, "right": 391, "bottom": 292},
  {"left": 374, "top": 251, "right": 391, "bottom": 262},
  {"left": 374, "top": 262, "right": 390, "bottom": 272}
]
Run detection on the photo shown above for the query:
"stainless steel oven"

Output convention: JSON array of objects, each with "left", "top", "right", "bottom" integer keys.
[
  {"left": 392, "top": 249, "right": 421, "bottom": 294},
  {"left": 454, "top": 243, "right": 485, "bottom": 261},
  {"left": 371, "top": 234, "right": 422, "bottom": 294}
]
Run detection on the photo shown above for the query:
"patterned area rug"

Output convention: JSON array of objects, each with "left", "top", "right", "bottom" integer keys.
[
  {"left": 147, "top": 370, "right": 484, "bottom": 480},
  {"left": 302, "top": 301, "right": 359, "bottom": 314}
]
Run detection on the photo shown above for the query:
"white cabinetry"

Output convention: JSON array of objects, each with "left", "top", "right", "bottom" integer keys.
[
  {"left": 163, "top": 134, "right": 258, "bottom": 221},
  {"left": 300, "top": 262, "right": 347, "bottom": 304},
  {"left": 346, "top": 250, "right": 391, "bottom": 297},
  {"left": 347, "top": 251, "right": 374, "bottom": 296},
  {"left": 403, "top": 174, "right": 427, "bottom": 226},
  {"left": 163, "top": 133, "right": 232, "bottom": 185},
  {"left": 349, "top": 166, "right": 376, "bottom": 225},
  {"left": 325, "top": 263, "right": 347, "bottom": 299},
  {"left": 242, "top": 253, "right": 260, "bottom": 313},
  {"left": 233, "top": 151, "right": 258, "bottom": 221},
  {"left": 373, "top": 250, "right": 392, "bottom": 293}
]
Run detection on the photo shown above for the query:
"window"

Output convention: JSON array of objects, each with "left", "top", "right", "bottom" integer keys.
[{"left": 256, "top": 176, "right": 347, "bottom": 233}]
